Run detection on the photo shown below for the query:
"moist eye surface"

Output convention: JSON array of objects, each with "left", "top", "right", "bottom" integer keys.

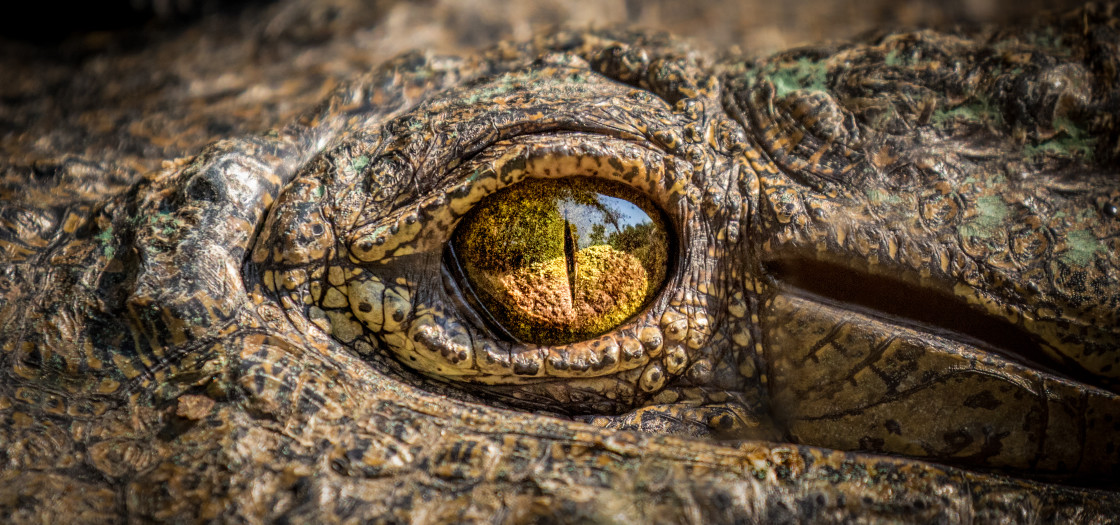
[{"left": 447, "top": 177, "right": 670, "bottom": 345}]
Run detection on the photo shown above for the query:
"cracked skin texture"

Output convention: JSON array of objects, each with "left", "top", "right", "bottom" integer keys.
[{"left": 3, "top": 4, "right": 1120, "bottom": 524}]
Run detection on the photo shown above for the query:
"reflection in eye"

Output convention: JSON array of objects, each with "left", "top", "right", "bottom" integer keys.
[{"left": 447, "top": 177, "right": 670, "bottom": 345}]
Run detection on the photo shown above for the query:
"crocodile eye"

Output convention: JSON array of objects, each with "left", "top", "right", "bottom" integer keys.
[{"left": 446, "top": 177, "right": 670, "bottom": 345}]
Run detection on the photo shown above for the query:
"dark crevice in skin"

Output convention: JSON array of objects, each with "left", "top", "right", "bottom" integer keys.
[{"left": 763, "top": 257, "right": 1112, "bottom": 394}]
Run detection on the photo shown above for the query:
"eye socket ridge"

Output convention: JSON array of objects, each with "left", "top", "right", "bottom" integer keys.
[{"left": 324, "top": 130, "right": 739, "bottom": 422}]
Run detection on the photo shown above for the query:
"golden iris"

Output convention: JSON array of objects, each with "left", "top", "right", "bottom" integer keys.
[{"left": 448, "top": 177, "right": 670, "bottom": 345}]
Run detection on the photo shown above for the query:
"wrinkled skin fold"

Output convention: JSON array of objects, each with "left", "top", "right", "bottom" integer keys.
[{"left": 1, "top": 4, "right": 1119, "bottom": 523}]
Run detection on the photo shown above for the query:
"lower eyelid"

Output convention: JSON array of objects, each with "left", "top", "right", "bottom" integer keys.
[{"left": 340, "top": 258, "right": 711, "bottom": 388}]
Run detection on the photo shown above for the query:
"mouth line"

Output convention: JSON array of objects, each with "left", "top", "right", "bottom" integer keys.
[{"left": 762, "top": 256, "right": 1108, "bottom": 393}]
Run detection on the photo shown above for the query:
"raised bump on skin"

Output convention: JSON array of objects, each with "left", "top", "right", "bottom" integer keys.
[
  {"left": 380, "top": 286, "right": 411, "bottom": 333},
  {"left": 660, "top": 309, "right": 689, "bottom": 343},
  {"left": 664, "top": 345, "right": 689, "bottom": 375},
  {"left": 473, "top": 340, "right": 513, "bottom": 375},
  {"left": 639, "top": 362, "right": 666, "bottom": 392},
  {"left": 639, "top": 326, "right": 664, "bottom": 357},
  {"left": 348, "top": 277, "right": 386, "bottom": 332},
  {"left": 326, "top": 310, "right": 364, "bottom": 343}
]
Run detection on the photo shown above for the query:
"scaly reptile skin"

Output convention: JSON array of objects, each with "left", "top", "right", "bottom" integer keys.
[{"left": 2, "top": 4, "right": 1120, "bottom": 523}]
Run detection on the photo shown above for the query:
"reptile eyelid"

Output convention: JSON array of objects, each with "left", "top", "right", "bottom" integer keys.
[{"left": 328, "top": 133, "right": 715, "bottom": 401}]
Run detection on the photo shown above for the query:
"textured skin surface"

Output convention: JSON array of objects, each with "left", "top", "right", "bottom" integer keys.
[{"left": 2, "top": 2, "right": 1120, "bottom": 523}]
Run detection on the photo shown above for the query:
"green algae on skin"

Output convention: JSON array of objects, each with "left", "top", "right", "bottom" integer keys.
[
  {"left": 450, "top": 177, "right": 670, "bottom": 344},
  {"left": 1062, "top": 229, "right": 1106, "bottom": 266},
  {"left": 765, "top": 57, "right": 829, "bottom": 97},
  {"left": 958, "top": 194, "right": 1010, "bottom": 240}
]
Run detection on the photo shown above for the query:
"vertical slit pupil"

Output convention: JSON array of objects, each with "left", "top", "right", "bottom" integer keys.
[{"left": 563, "top": 218, "right": 578, "bottom": 304}]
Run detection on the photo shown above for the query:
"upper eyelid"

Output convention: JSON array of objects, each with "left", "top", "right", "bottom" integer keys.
[
  {"left": 343, "top": 132, "right": 688, "bottom": 266},
  {"left": 328, "top": 63, "right": 684, "bottom": 227}
]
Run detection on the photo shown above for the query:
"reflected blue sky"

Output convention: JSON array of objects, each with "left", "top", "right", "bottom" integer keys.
[{"left": 557, "top": 193, "right": 651, "bottom": 249}]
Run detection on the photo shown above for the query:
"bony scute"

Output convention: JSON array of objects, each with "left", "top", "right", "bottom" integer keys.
[{"left": 446, "top": 177, "right": 672, "bottom": 345}]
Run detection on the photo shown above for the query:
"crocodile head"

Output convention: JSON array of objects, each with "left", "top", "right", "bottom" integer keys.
[{"left": 2, "top": 7, "right": 1118, "bottom": 523}]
